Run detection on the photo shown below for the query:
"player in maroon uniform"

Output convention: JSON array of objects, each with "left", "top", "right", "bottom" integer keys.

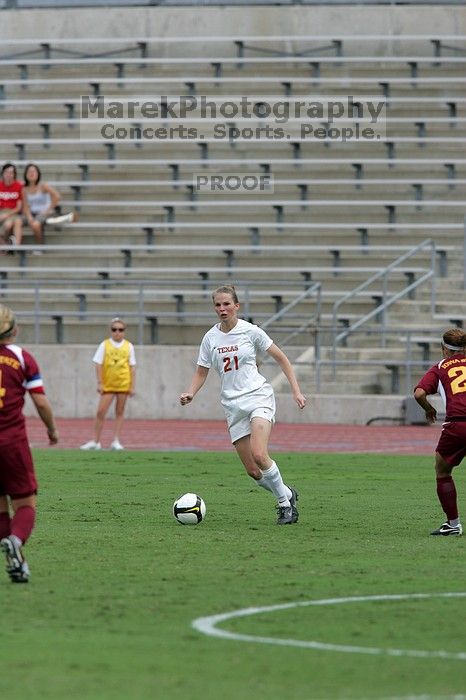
[
  {"left": 414, "top": 327, "right": 466, "bottom": 536},
  {"left": 0, "top": 304, "right": 58, "bottom": 582}
]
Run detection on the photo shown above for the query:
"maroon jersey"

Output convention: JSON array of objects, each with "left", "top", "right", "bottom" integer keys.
[
  {"left": 415, "top": 353, "right": 466, "bottom": 419},
  {"left": 0, "top": 180, "right": 22, "bottom": 210},
  {"left": 0, "top": 343, "right": 44, "bottom": 446}
]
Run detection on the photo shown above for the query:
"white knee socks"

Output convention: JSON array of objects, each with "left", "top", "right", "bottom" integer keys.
[{"left": 257, "top": 461, "right": 291, "bottom": 506}]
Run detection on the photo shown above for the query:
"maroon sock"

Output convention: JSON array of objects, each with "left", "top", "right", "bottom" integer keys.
[
  {"left": 0, "top": 512, "right": 11, "bottom": 539},
  {"left": 11, "top": 505, "right": 36, "bottom": 544},
  {"left": 436, "top": 475, "right": 458, "bottom": 522}
]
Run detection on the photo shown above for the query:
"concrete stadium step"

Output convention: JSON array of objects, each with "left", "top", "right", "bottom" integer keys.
[
  {"left": 15, "top": 161, "right": 466, "bottom": 182},
  {"left": 52, "top": 182, "right": 466, "bottom": 202},
  {"left": 284, "top": 368, "right": 394, "bottom": 396},
  {"left": 8, "top": 142, "right": 466, "bottom": 166},
  {"left": 4, "top": 104, "right": 464, "bottom": 123},
  {"left": 7, "top": 122, "right": 466, "bottom": 143}
]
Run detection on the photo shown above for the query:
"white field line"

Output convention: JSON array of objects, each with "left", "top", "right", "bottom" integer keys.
[
  {"left": 380, "top": 696, "right": 466, "bottom": 700},
  {"left": 346, "top": 696, "right": 466, "bottom": 700},
  {"left": 192, "top": 592, "right": 466, "bottom": 661}
]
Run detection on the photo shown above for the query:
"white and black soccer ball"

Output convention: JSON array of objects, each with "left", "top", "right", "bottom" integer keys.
[{"left": 173, "top": 492, "right": 206, "bottom": 525}]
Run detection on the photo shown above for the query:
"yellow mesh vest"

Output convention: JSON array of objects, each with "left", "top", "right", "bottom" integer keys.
[{"left": 102, "top": 338, "right": 131, "bottom": 392}]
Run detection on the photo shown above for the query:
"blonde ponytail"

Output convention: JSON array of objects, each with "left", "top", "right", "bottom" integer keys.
[{"left": 0, "top": 304, "right": 16, "bottom": 340}]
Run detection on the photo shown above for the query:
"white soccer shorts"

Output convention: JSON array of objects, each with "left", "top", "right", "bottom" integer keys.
[{"left": 223, "top": 383, "right": 276, "bottom": 443}]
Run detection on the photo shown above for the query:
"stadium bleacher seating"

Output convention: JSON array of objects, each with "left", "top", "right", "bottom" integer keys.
[{"left": 1, "top": 32, "right": 465, "bottom": 394}]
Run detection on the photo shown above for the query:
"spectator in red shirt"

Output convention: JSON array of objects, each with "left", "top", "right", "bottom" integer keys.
[
  {"left": 414, "top": 327, "right": 466, "bottom": 537},
  {"left": 0, "top": 304, "right": 58, "bottom": 582},
  {"left": 0, "top": 163, "right": 24, "bottom": 246}
]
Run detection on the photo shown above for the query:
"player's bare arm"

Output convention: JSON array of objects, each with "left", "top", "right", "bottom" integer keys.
[
  {"left": 95, "top": 363, "right": 104, "bottom": 394},
  {"left": 43, "top": 182, "right": 61, "bottom": 215},
  {"left": 180, "top": 365, "right": 210, "bottom": 405},
  {"left": 414, "top": 387, "right": 437, "bottom": 424},
  {"left": 129, "top": 366, "right": 136, "bottom": 397},
  {"left": 266, "top": 343, "right": 307, "bottom": 410},
  {"left": 30, "top": 393, "right": 59, "bottom": 444}
]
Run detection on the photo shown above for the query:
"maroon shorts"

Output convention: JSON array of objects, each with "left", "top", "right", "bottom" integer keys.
[
  {"left": 0, "top": 438, "right": 37, "bottom": 498},
  {"left": 436, "top": 420, "right": 466, "bottom": 467}
]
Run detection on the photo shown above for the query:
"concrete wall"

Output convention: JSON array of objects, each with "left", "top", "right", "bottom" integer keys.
[
  {"left": 2, "top": 4, "right": 466, "bottom": 45},
  {"left": 22, "top": 343, "right": 413, "bottom": 424}
]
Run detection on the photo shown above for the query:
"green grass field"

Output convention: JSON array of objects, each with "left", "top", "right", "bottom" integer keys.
[{"left": 1, "top": 449, "right": 465, "bottom": 700}]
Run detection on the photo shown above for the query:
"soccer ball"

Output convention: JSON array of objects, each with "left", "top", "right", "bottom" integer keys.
[{"left": 173, "top": 492, "right": 206, "bottom": 525}]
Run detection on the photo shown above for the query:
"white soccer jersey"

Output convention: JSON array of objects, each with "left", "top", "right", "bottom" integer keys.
[{"left": 197, "top": 319, "right": 273, "bottom": 402}]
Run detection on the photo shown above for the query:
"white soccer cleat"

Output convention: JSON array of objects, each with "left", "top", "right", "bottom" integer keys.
[
  {"left": 1, "top": 536, "right": 30, "bottom": 583},
  {"left": 80, "top": 440, "right": 101, "bottom": 451},
  {"left": 110, "top": 439, "right": 124, "bottom": 451}
]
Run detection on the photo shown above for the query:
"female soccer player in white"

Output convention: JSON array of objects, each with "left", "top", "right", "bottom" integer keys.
[{"left": 180, "top": 285, "right": 307, "bottom": 524}]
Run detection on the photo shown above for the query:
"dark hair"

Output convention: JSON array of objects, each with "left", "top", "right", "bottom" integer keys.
[
  {"left": 2, "top": 163, "right": 17, "bottom": 178},
  {"left": 212, "top": 285, "right": 239, "bottom": 304},
  {"left": 442, "top": 328, "right": 466, "bottom": 349},
  {"left": 23, "top": 163, "right": 41, "bottom": 186}
]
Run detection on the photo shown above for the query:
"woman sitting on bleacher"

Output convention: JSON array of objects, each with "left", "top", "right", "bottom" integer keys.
[{"left": 21, "top": 164, "right": 61, "bottom": 248}]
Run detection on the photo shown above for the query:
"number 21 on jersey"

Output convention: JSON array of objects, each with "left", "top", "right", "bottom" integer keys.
[{"left": 223, "top": 355, "right": 239, "bottom": 372}]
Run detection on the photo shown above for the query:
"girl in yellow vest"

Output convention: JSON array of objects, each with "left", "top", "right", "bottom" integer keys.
[{"left": 80, "top": 318, "right": 136, "bottom": 451}]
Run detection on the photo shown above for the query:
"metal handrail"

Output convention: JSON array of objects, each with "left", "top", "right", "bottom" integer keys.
[
  {"left": 260, "top": 282, "right": 321, "bottom": 332},
  {"left": 3, "top": 56, "right": 466, "bottom": 67},
  {"left": 0, "top": 34, "right": 465, "bottom": 49},
  {"left": 312, "top": 326, "right": 448, "bottom": 394},
  {"left": 331, "top": 239, "right": 437, "bottom": 375}
]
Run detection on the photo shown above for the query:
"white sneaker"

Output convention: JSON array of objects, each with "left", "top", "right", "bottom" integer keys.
[
  {"left": 46, "top": 211, "right": 78, "bottom": 225},
  {"left": 80, "top": 440, "right": 101, "bottom": 450},
  {"left": 110, "top": 439, "right": 124, "bottom": 451}
]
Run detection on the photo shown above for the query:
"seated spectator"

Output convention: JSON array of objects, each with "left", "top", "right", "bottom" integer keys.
[
  {"left": 0, "top": 163, "right": 23, "bottom": 247},
  {"left": 22, "top": 164, "right": 61, "bottom": 246}
]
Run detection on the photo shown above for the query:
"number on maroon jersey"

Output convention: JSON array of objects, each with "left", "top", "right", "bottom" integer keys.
[
  {"left": 0, "top": 370, "right": 5, "bottom": 407},
  {"left": 447, "top": 366, "right": 466, "bottom": 395}
]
